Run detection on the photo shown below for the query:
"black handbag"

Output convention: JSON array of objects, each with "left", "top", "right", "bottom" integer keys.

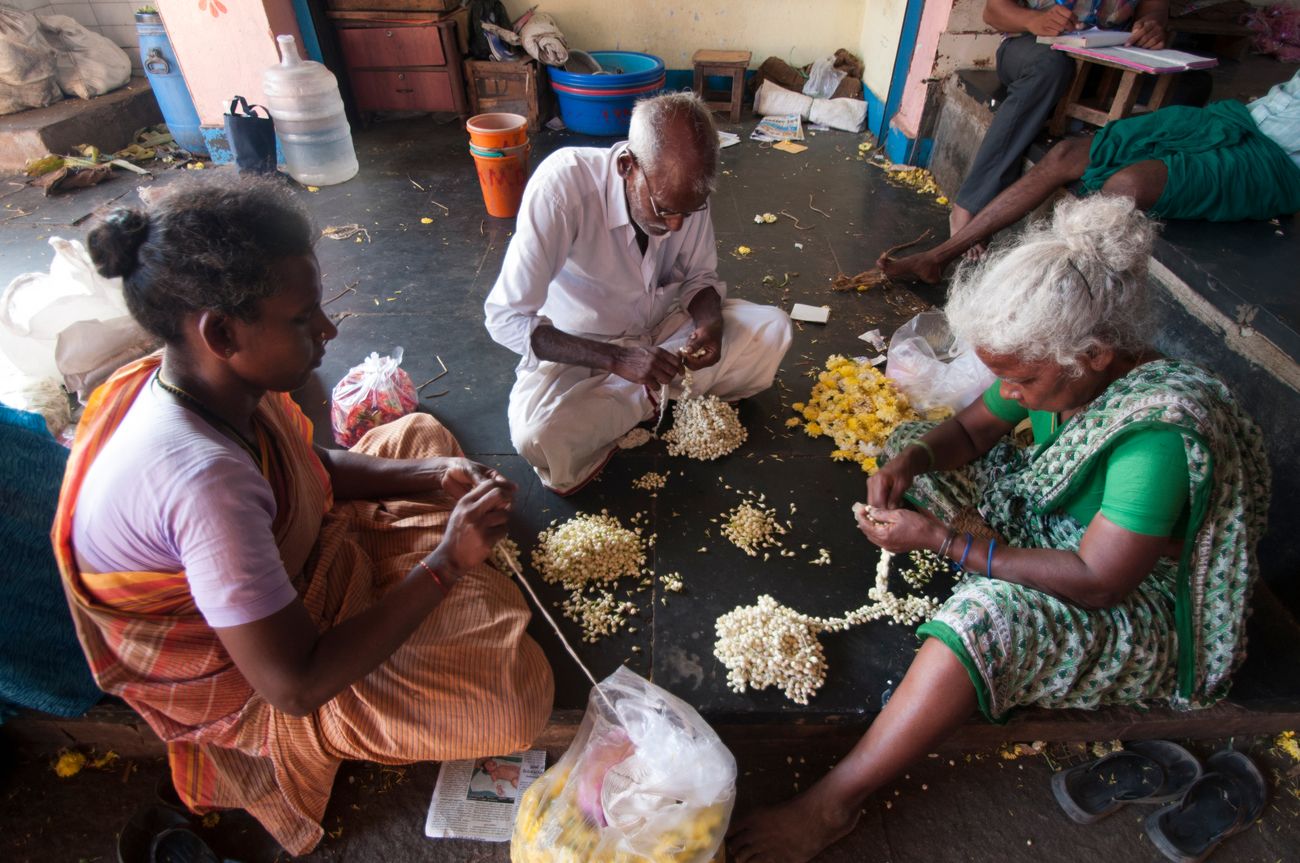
[{"left": 223, "top": 96, "right": 277, "bottom": 174}]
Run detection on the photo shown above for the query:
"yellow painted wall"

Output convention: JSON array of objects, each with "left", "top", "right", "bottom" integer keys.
[
  {"left": 858, "top": 0, "right": 909, "bottom": 98},
  {"left": 504, "top": 0, "right": 868, "bottom": 73}
]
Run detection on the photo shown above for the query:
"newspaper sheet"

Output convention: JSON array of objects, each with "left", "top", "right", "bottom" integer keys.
[{"left": 424, "top": 750, "right": 547, "bottom": 842}]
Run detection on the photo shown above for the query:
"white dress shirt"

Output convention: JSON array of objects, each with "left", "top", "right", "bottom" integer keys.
[
  {"left": 484, "top": 142, "right": 725, "bottom": 371},
  {"left": 1248, "top": 68, "right": 1300, "bottom": 171}
]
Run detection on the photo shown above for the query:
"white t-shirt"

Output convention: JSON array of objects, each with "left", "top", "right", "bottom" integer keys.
[{"left": 72, "top": 373, "right": 298, "bottom": 628}]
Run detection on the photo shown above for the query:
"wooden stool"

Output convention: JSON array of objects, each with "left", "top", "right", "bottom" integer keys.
[
  {"left": 1048, "top": 56, "right": 1176, "bottom": 136},
  {"left": 692, "top": 49, "right": 750, "bottom": 123}
]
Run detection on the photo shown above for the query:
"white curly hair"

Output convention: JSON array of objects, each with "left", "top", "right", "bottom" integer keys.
[
  {"left": 945, "top": 195, "right": 1157, "bottom": 375},
  {"left": 627, "top": 91, "right": 719, "bottom": 197}
]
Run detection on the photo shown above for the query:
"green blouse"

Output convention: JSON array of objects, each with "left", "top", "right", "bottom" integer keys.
[{"left": 982, "top": 382, "right": 1190, "bottom": 537}]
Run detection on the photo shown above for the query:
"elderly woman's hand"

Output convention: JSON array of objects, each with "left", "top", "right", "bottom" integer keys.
[
  {"left": 867, "top": 451, "right": 921, "bottom": 509},
  {"left": 854, "top": 503, "right": 946, "bottom": 555}
]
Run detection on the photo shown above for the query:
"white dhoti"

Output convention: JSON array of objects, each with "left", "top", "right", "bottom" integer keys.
[{"left": 507, "top": 299, "right": 792, "bottom": 493}]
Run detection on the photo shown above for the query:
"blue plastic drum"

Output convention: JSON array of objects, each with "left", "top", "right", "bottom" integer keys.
[{"left": 135, "top": 12, "right": 208, "bottom": 156}]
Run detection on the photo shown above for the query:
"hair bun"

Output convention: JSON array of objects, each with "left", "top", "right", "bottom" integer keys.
[
  {"left": 87, "top": 207, "right": 150, "bottom": 278},
  {"left": 1052, "top": 195, "right": 1154, "bottom": 273}
]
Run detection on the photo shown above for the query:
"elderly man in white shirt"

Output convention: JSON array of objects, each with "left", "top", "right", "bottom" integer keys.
[{"left": 485, "top": 92, "right": 792, "bottom": 493}]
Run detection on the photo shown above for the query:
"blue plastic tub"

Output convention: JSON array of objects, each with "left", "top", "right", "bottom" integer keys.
[
  {"left": 549, "top": 51, "right": 665, "bottom": 88},
  {"left": 549, "top": 51, "right": 666, "bottom": 136}
]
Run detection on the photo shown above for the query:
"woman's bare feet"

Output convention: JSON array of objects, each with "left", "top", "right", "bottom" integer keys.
[
  {"left": 727, "top": 790, "right": 860, "bottom": 863},
  {"left": 878, "top": 251, "right": 944, "bottom": 285}
]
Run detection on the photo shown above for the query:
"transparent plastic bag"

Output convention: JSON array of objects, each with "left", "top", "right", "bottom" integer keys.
[
  {"left": 512, "top": 667, "right": 735, "bottom": 863},
  {"left": 885, "top": 311, "right": 996, "bottom": 414},
  {"left": 0, "top": 236, "right": 146, "bottom": 385},
  {"left": 330, "top": 347, "right": 419, "bottom": 447},
  {"left": 802, "top": 55, "right": 846, "bottom": 100}
]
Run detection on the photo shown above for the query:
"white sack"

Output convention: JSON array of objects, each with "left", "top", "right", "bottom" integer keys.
[
  {"left": 0, "top": 7, "right": 62, "bottom": 115},
  {"left": 37, "top": 13, "right": 131, "bottom": 100}
]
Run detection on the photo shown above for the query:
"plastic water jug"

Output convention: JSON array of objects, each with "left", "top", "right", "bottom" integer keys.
[{"left": 263, "top": 35, "right": 358, "bottom": 186}]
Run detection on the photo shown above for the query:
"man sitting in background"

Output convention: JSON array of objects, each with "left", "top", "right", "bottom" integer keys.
[
  {"left": 485, "top": 92, "right": 792, "bottom": 493},
  {"left": 881, "top": 68, "right": 1300, "bottom": 284},
  {"left": 951, "top": 0, "right": 1172, "bottom": 239}
]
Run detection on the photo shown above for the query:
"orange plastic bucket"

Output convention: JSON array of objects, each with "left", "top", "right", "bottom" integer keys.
[
  {"left": 466, "top": 112, "right": 528, "bottom": 148},
  {"left": 471, "top": 148, "right": 530, "bottom": 218},
  {"left": 467, "top": 112, "right": 529, "bottom": 217}
]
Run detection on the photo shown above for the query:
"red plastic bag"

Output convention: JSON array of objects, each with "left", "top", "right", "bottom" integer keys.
[{"left": 330, "top": 346, "right": 418, "bottom": 447}]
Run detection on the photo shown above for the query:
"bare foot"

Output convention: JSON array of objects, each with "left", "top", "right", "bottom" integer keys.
[
  {"left": 878, "top": 252, "right": 943, "bottom": 285},
  {"left": 727, "top": 792, "right": 860, "bottom": 863},
  {"left": 962, "top": 242, "right": 988, "bottom": 262},
  {"left": 949, "top": 205, "right": 973, "bottom": 237}
]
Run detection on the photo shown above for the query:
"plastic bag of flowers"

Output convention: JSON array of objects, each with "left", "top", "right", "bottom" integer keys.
[
  {"left": 511, "top": 666, "right": 734, "bottom": 863},
  {"left": 330, "top": 346, "right": 419, "bottom": 447}
]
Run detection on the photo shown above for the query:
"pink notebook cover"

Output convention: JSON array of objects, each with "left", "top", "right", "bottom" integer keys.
[{"left": 1051, "top": 44, "right": 1219, "bottom": 74}]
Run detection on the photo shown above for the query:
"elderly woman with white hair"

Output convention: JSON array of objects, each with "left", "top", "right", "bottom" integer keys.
[{"left": 729, "top": 195, "right": 1270, "bottom": 863}]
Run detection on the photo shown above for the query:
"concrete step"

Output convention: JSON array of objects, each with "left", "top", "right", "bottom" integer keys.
[{"left": 0, "top": 77, "right": 162, "bottom": 172}]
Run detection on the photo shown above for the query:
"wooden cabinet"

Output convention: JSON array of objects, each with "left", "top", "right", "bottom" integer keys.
[{"left": 334, "top": 18, "right": 467, "bottom": 116}]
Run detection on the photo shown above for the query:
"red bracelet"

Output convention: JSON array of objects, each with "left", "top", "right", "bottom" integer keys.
[{"left": 417, "top": 558, "right": 452, "bottom": 594}]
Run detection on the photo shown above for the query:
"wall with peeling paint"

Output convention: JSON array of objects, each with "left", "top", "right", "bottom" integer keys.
[
  {"left": 893, "top": 0, "right": 1001, "bottom": 144},
  {"left": 932, "top": 0, "right": 1000, "bottom": 77},
  {"left": 503, "top": 0, "right": 901, "bottom": 96}
]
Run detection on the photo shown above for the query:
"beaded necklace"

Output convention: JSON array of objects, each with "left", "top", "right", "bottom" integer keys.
[{"left": 154, "top": 375, "right": 264, "bottom": 472}]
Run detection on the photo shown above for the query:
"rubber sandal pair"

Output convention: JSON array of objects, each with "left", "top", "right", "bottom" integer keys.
[
  {"left": 1145, "top": 749, "right": 1268, "bottom": 863},
  {"left": 1052, "top": 740, "right": 1203, "bottom": 824}
]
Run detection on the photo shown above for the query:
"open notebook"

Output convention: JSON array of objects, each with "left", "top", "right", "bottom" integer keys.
[
  {"left": 1037, "top": 27, "right": 1132, "bottom": 48},
  {"left": 1051, "top": 43, "right": 1219, "bottom": 73}
]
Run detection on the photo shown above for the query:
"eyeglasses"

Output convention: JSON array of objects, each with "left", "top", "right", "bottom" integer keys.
[{"left": 628, "top": 151, "right": 709, "bottom": 219}]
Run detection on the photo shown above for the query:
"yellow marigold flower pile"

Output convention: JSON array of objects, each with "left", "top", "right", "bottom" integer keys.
[{"left": 794, "top": 355, "right": 918, "bottom": 474}]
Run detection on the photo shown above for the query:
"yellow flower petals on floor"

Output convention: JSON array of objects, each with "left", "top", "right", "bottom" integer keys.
[{"left": 53, "top": 751, "right": 86, "bottom": 778}]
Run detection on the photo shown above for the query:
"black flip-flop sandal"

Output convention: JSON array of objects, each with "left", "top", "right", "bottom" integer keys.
[
  {"left": 150, "top": 827, "right": 223, "bottom": 863},
  {"left": 118, "top": 804, "right": 191, "bottom": 863},
  {"left": 1145, "top": 749, "right": 1268, "bottom": 863},
  {"left": 1052, "top": 750, "right": 1166, "bottom": 824},
  {"left": 1126, "top": 740, "right": 1204, "bottom": 804}
]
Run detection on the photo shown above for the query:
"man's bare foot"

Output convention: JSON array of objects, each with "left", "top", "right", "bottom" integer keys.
[
  {"left": 727, "top": 791, "right": 860, "bottom": 863},
  {"left": 878, "top": 252, "right": 943, "bottom": 285},
  {"left": 949, "top": 205, "right": 973, "bottom": 237},
  {"left": 962, "top": 242, "right": 988, "bottom": 262}
]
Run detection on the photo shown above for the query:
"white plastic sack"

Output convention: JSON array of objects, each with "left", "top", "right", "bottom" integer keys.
[
  {"left": 808, "top": 96, "right": 866, "bottom": 133},
  {"left": 754, "top": 78, "right": 812, "bottom": 118},
  {"left": 57, "top": 315, "right": 158, "bottom": 400},
  {"left": 754, "top": 79, "right": 866, "bottom": 133},
  {"left": 37, "top": 13, "right": 131, "bottom": 100},
  {"left": 512, "top": 666, "right": 735, "bottom": 863},
  {"left": 802, "top": 55, "right": 846, "bottom": 100},
  {"left": 0, "top": 7, "right": 62, "bottom": 115},
  {"left": 0, "top": 237, "right": 155, "bottom": 392},
  {"left": 886, "top": 310, "right": 996, "bottom": 414}
]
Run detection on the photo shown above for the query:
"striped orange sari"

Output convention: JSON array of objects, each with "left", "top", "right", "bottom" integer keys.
[{"left": 53, "top": 356, "right": 553, "bottom": 854}]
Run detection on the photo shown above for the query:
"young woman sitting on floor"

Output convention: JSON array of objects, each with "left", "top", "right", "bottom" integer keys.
[
  {"left": 728, "top": 195, "right": 1270, "bottom": 863},
  {"left": 53, "top": 179, "right": 554, "bottom": 855}
]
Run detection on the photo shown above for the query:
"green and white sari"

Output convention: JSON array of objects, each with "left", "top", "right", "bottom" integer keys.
[{"left": 894, "top": 359, "right": 1270, "bottom": 721}]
